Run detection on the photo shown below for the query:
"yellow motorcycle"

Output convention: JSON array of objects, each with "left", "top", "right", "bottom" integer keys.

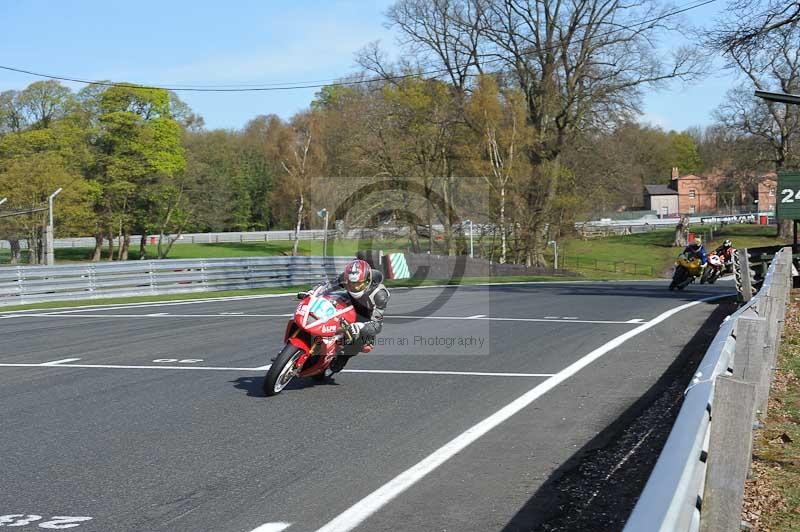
[{"left": 669, "top": 253, "right": 702, "bottom": 291}]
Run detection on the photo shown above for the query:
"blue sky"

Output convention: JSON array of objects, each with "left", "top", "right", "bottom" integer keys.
[{"left": 0, "top": 0, "right": 737, "bottom": 132}]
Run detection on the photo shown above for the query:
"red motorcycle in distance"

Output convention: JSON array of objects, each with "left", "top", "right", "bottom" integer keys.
[
  {"left": 701, "top": 247, "right": 736, "bottom": 285},
  {"left": 263, "top": 285, "right": 357, "bottom": 396}
]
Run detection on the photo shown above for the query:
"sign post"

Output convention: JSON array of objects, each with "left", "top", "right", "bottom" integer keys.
[{"left": 776, "top": 172, "right": 800, "bottom": 250}]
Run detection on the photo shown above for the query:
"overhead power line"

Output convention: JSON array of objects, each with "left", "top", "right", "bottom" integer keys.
[{"left": 0, "top": 0, "right": 718, "bottom": 93}]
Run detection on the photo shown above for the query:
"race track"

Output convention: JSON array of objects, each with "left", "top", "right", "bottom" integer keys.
[{"left": 0, "top": 281, "right": 733, "bottom": 532}]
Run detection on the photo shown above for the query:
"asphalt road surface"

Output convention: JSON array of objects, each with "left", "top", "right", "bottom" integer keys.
[{"left": 0, "top": 280, "right": 733, "bottom": 532}]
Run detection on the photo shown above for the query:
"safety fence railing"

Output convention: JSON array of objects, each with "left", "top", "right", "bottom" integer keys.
[
  {"left": 624, "top": 247, "right": 794, "bottom": 532},
  {"left": 0, "top": 256, "right": 352, "bottom": 307},
  {"left": 559, "top": 256, "right": 657, "bottom": 277}
]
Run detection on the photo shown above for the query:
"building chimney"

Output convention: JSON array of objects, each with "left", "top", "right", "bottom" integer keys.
[{"left": 671, "top": 167, "right": 679, "bottom": 180}]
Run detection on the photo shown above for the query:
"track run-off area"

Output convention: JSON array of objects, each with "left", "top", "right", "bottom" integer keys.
[{"left": 0, "top": 281, "right": 734, "bottom": 532}]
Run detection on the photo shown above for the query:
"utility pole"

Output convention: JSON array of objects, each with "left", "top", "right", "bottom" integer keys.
[
  {"left": 46, "top": 188, "right": 63, "bottom": 266},
  {"left": 317, "top": 208, "right": 329, "bottom": 257},
  {"left": 549, "top": 240, "right": 558, "bottom": 270}
]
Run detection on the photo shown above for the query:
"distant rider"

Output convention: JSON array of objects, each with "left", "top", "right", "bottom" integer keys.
[
  {"left": 298, "top": 258, "right": 390, "bottom": 375},
  {"left": 683, "top": 238, "right": 708, "bottom": 266},
  {"left": 714, "top": 239, "right": 734, "bottom": 261}
]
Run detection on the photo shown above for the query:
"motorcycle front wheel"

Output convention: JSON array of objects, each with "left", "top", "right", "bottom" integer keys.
[
  {"left": 263, "top": 344, "right": 302, "bottom": 396},
  {"left": 670, "top": 266, "right": 688, "bottom": 290}
]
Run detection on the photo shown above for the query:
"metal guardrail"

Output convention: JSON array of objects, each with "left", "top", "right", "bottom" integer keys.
[
  {"left": 624, "top": 247, "right": 793, "bottom": 532},
  {"left": 0, "top": 256, "right": 352, "bottom": 307},
  {"left": 0, "top": 229, "right": 342, "bottom": 250}
]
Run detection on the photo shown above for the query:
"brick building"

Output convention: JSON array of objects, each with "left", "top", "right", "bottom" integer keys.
[
  {"left": 644, "top": 168, "right": 776, "bottom": 216},
  {"left": 757, "top": 174, "right": 777, "bottom": 212}
]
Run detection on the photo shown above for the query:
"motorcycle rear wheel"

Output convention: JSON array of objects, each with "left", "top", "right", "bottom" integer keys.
[{"left": 263, "top": 344, "right": 302, "bottom": 396}]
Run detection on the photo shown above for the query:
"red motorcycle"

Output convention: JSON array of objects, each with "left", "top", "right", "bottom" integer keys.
[
  {"left": 263, "top": 284, "right": 357, "bottom": 396},
  {"left": 701, "top": 252, "right": 724, "bottom": 284}
]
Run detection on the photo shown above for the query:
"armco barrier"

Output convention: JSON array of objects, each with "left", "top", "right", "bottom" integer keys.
[
  {"left": 0, "top": 256, "right": 352, "bottom": 307},
  {"left": 624, "top": 247, "right": 793, "bottom": 532}
]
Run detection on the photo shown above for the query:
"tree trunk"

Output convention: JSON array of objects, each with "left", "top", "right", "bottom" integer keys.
[
  {"left": 292, "top": 192, "right": 304, "bottom": 256},
  {"left": 9, "top": 239, "right": 21, "bottom": 265},
  {"left": 777, "top": 218, "right": 793, "bottom": 239},
  {"left": 107, "top": 231, "right": 114, "bottom": 261},
  {"left": 139, "top": 233, "right": 148, "bottom": 259},
  {"left": 674, "top": 215, "right": 690, "bottom": 247},
  {"left": 119, "top": 232, "right": 130, "bottom": 261},
  {"left": 499, "top": 185, "right": 507, "bottom": 264},
  {"left": 92, "top": 233, "right": 103, "bottom": 262}
]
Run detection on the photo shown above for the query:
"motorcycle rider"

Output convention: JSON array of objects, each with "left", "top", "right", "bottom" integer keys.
[
  {"left": 714, "top": 239, "right": 734, "bottom": 260},
  {"left": 298, "top": 258, "right": 390, "bottom": 375},
  {"left": 683, "top": 237, "right": 708, "bottom": 267}
]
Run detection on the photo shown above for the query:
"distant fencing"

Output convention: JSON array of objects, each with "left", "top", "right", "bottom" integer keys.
[
  {"left": 0, "top": 256, "right": 352, "bottom": 307},
  {"left": 560, "top": 256, "right": 657, "bottom": 277},
  {"left": 624, "top": 247, "right": 794, "bottom": 531}
]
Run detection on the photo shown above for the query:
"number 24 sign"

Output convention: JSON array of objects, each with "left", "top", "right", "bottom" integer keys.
[{"left": 776, "top": 172, "right": 800, "bottom": 219}]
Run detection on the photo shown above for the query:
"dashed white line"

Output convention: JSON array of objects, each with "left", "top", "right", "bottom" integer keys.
[
  {"left": 250, "top": 522, "right": 292, "bottom": 532},
  {"left": 40, "top": 358, "right": 82, "bottom": 366}
]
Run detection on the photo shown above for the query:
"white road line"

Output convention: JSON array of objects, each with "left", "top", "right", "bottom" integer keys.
[
  {"left": 4, "top": 313, "right": 292, "bottom": 319},
  {"left": 314, "top": 294, "right": 728, "bottom": 532},
  {"left": 40, "top": 358, "right": 82, "bottom": 366},
  {"left": 388, "top": 315, "right": 639, "bottom": 325},
  {"left": 0, "top": 363, "right": 554, "bottom": 378},
  {"left": 563, "top": 316, "right": 579, "bottom": 320},
  {"left": 0, "top": 363, "right": 263, "bottom": 371},
  {"left": 343, "top": 369, "right": 553, "bottom": 378},
  {"left": 543, "top": 316, "right": 559, "bottom": 319},
  {"left": 0, "top": 313, "right": 642, "bottom": 324},
  {"left": 0, "top": 293, "right": 297, "bottom": 316},
  {"left": 250, "top": 523, "right": 292, "bottom": 532},
  {"left": 626, "top": 318, "right": 645, "bottom": 323}
]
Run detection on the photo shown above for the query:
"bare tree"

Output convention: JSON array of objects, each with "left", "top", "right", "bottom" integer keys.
[
  {"left": 713, "top": 23, "right": 800, "bottom": 236},
  {"left": 387, "top": 0, "right": 705, "bottom": 265},
  {"left": 709, "top": 0, "right": 800, "bottom": 55}
]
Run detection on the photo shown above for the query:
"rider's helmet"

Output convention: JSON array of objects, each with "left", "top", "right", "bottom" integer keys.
[
  {"left": 343, "top": 259, "right": 372, "bottom": 298},
  {"left": 723, "top": 239, "right": 732, "bottom": 248}
]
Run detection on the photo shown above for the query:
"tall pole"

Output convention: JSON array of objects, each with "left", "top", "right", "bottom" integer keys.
[
  {"left": 323, "top": 210, "right": 329, "bottom": 258},
  {"left": 47, "top": 188, "right": 63, "bottom": 266},
  {"left": 469, "top": 220, "right": 474, "bottom": 258}
]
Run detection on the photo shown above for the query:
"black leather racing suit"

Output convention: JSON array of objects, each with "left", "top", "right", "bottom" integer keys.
[{"left": 333, "top": 269, "right": 390, "bottom": 357}]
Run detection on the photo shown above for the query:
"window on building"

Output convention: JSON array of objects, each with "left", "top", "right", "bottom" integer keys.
[
  {"left": 689, "top": 189, "right": 696, "bottom": 199},
  {"left": 690, "top": 205, "right": 696, "bottom": 214},
  {"left": 769, "top": 187, "right": 776, "bottom": 196}
]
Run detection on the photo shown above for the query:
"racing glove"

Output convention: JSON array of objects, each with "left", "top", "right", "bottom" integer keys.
[
  {"left": 346, "top": 322, "right": 365, "bottom": 340},
  {"left": 296, "top": 292, "right": 309, "bottom": 300}
]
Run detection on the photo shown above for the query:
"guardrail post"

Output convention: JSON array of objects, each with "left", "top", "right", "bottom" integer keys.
[
  {"left": 733, "top": 314, "right": 768, "bottom": 417},
  {"left": 148, "top": 261, "right": 157, "bottom": 295},
  {"left": 16, "top": 265, "right": 25, "bottom": 305},
  {"left": 700, "top": 376, "right": 757, "bottom": 532},
  {"left": 736, "top": 248, "right": 753, "bottom": 302}
]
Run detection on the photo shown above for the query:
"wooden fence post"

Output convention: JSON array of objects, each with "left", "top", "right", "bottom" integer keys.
[{"left": 701, "top": 376, "right": 758, "bottom": 532}]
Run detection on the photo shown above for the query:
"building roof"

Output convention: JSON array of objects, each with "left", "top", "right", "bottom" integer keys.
[{"left": 644, "top": 184, "right": 678, "bottom": 196}]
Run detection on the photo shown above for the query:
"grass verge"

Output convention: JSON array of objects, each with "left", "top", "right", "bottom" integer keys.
[{"left": 743, "top": 289, "right": 800, "bottom": 531}]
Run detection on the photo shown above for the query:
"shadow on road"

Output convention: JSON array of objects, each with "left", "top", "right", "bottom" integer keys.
[
  {"left": 231, "top": 374, "right": 339, "bottom": 397},
  {"left": 500, "top": 300, "right": 737, "bottom": 532}
]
